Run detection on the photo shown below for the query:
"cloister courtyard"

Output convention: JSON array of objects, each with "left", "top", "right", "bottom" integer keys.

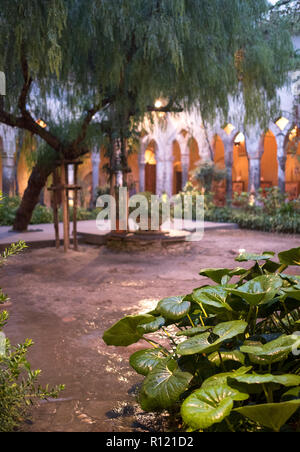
[
  {"left": 2, "top": 228, "right": 300, "bottom": 432},
  {"left": 1, "top": 0, "right": 300, "bottom": 436}
]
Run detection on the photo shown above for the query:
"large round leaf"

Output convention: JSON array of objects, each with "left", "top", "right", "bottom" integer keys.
[
  {"left": 281, "top": 386, "right": 300, "bottom": 402},
  {"left": 176, "top": 326, "right": 212, "bottom": 338},
  {"left": 176, "top": 332, "right": 217, "bottom": 356},
  {"left": 230, "top": 373, "right": 300, "bottom": 388},
  {"left": 208, "top": 351, "right": 245, "bottom": 367},
  {"left": 199, "top": 268, "right": 247, "bottom": 285},
  {"left": 181, "top": 383, "right": 248, "bottom": 431},
  {"left": 129, "top": 348, "right": 166, "bottom": 376},
  {"left": 103, "top": 314, "right": 156, "bottom": 346},
  {"left": 213, "top": 320, "right": 248, "bottom": 342},
  {"left": 139, "top": 359, "right": 193, "bottom": 411},
  {"left": 193, "top": 286, "right": 232, "bottom": 313},
  {"left": 236, "top": 252, "right": 275, "bottom": 262},
  {"left": 137, "top": 316, "right": 166, "bottom": 334},
  {"left": 157, "top": 296, "right": 191, "bottom": 321},
  {"left": 240, "top": 334, "right": 300, "bottom": 365},
  {"left": 235, "top": 400, "right": 300, "bottom": 432},
  {"left": 176, "top": 321, "right": 247, "bottom": 356},
  {"left": 201, "top": 367, "right": 253, "bottom": 389},
  {"left": 226, "top": 275, "right": 283, "bottom": 306},
  {"left": 279, "top": 247, "right": 300, "bottom": 266}
]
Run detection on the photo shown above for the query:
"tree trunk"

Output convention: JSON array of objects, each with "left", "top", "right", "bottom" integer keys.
[{"left": 13, "top": 163, "right": 53, "bottom": 231}]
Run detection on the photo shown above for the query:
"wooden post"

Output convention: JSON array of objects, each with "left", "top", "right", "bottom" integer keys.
[
  {"left": 53, "top": 169, "right": 60, "bottom": 249},
  {"left": 61, "top": 162, "right": 70, "bottom": 252},
  {"left": 73, "top": 164, "right": 78, "bottom": 251}
]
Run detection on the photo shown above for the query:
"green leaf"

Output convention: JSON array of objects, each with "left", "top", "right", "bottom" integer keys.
[
  {"left": 213, "top": 320, "right": 248, "bottom": 342},
  {"left": 281, "top": 387, "right": 300, "bottom": 402},
  {"left": 181, "top": 382, "right": 249, "bottom": 430},
  {"left": 137, "top": 316, "right": 166, "bottom": 334},
  {"left": 201, "top": 367, "right": 253, "bottom": 389},
  {"left": 176, "top": 326, "right": 211, "bottom": 337},
  {"left": 279, "top": 247, "right": 300, "bottom": 266},
  {"left": 103, "top": 314, "right": 156, "bottom": 346},
  {"left": 236, "top": 252, "right": 275, "bottom": 262},
  {"left": 240, "top": 334, "right": 300, "bottom": 365},
  {"left": 139, "top": 359, "right": 193, "bottom": 411},
  {"left": 176, "top": 321, "right": 248, "bottom": 356},
  {"left": 193, "top": 286, "right": 233, "bottom": 313},
  {"left": 226, "top": 275, "right": 283, "bottom": 306},
  {"left": 199, "top": 268, "right": 247, "bottom": 285},
  {"left": 208, "top": 351, "right": 246, "bottom": 367},
  {"left": 235, "top": 400, "right": 300, "bottom": 432},
  {"left": 230, "top": 373, "right": 300, "bottom": 388},
  {"left": 281, "top": 285, "right": 300, "bottom": 301},
  {"left": 176, "top": 332, "right": 217, "bottom": 356},
  {"left": 129, "top": 349, "right": 166, "bottom": 376},
  {"left": 157, "top": 296, "right": 191, "bottom": 321}
]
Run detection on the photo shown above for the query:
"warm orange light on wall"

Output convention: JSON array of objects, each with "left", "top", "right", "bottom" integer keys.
[
  {"left": 145, "top": 149, "right": 156, "bottom": 165},
  {"left": 289, "top": 127, "right": 298, "bottom": 142}
]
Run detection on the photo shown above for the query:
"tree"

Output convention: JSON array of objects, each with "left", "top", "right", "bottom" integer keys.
[{"left": 0, "top": 0, "right": 295, "bottom": 231}]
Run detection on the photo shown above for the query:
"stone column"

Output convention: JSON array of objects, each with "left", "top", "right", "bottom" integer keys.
[
  {"left": 219, "top": 130, "right": 235, "bottom": 202},
  {"left": 2, "top": 154, "right": 15, "bottom": 196},
  {"left": 1, "top": 126, "right": 16, "bottom": 196},
  {"left": 156, "top": 156, "right": 165, "bottom": 196},
  {"left": 91, "top": 149, "right": 101, "bottom": 206},
  {"left": 181, "top": 153, "right": 190, "bottom": 190},
  {"left": 176, "top": 133, "right": 190, "bottom": 191},
  {"left": 165, "top": 156, "right": 174, "bottom": 198},
  {"left": 245, "top": 127, "right": 264, "bottom": 193},
  {"left": 276, "top": 133, "right": 287, "bottom": 193},
  {"left": 138, "top": 138, "right": 148, "bottom": 193},
  {"left": 248, "top": 157, "right": 261, "bottom": 192}
]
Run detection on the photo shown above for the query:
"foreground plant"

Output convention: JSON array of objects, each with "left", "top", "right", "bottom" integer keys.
[
  {"left": 0, "top": 240, "right": 64, "bottom": 432},
  {"left": 103, "top": 247, "right": 300, "bottom": 432}
]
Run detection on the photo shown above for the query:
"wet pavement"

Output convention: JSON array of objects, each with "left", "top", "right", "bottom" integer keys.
[{"left": 1, "top": 228, "right": 300, "bottom": 432}]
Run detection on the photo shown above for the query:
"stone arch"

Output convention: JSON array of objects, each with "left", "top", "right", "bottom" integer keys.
[
  {"left": 233, "top": 132, "right": 249, "bottom": 194},
  {"left": 260, "top": 130, "right": 278, "bottom": 189},
  {"left": 144, "top": 139, "right": 157, "bottom": 194},
  {"left": 173, "top": 139, "right": 182, "bottom": 194}
]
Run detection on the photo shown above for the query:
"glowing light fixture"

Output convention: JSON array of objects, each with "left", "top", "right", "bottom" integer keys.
[
  {"left": 275, "top": 117, "right": 289, "bottom": 131},
  {"left": 234, "top": 132, "right": 245, "bottom": 144},
  {"left": 154, "top": 100, "right": 163, "bottom": 109},
  {"left": 36, "top": 119, "right": 47, "bottom": 129},
  {"left": 224, "top": 123, "right": 235, "bottom": 136}
]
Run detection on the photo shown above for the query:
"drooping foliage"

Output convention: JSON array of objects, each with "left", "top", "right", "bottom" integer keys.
[
  {"left": 0, "top": 0, "right": 296, "bottom": 229},
  {"left": 0, "top": 0, "right": 295, "bottom": 129}
]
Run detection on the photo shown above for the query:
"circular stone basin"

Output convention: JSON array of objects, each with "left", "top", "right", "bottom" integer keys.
[{"left": 106, "top": 230, "right": 191, "bottom": 251}]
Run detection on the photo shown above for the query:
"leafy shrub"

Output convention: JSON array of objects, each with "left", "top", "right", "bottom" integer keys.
[
  {"left": 0, "top": 197, "right": 21, "bottom": 226},
  {"left": 0, "top": 240, "right": 64, "bottom": 432},
  {"left": 191, "top": 162, "right": 226, "bottom": 192},
  {"left": 103, "top": 247, "right": 300, "bottom": 432},
  {"left": 0, "top": 196, "right": 101, "bottom": 226},
  {"left": 31, "top": 204, "right": 53, "bottom": 225}
]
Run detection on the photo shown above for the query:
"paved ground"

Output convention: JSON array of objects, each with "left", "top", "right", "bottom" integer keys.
[
  {"left": 0, "top": 220, "right": 238, "bottom": 250},
  {"left": 1, "top": 228, "right": 300, "bottom": 432}
]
